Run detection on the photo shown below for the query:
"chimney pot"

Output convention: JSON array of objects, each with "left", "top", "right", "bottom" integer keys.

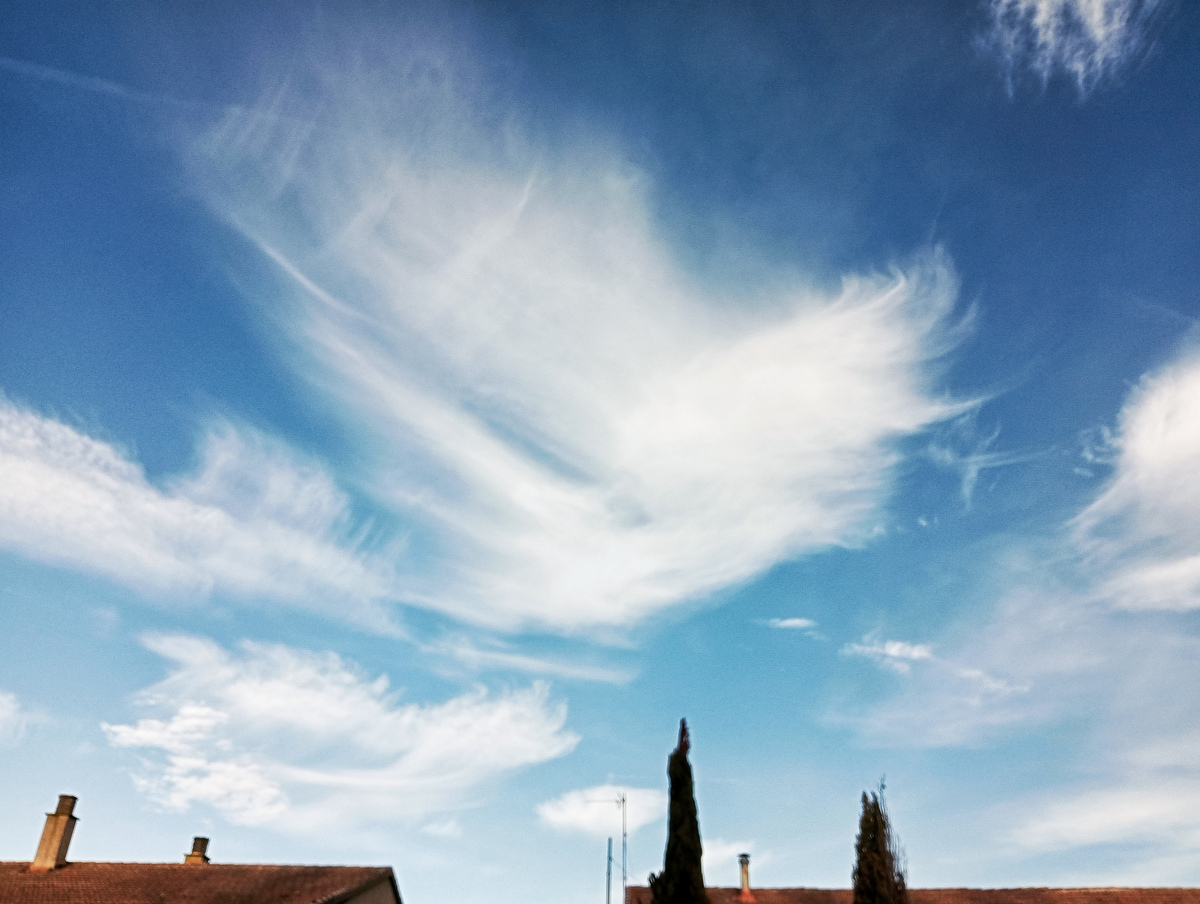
[
  {"left": 185, "top": 837, "right": 210, "bottom": 865},
  {"left": 738, "top": 853, "right": 755, "bottom": 903},
  {"left": 31, "top": 795, "right": 79, "bottom": 871}
]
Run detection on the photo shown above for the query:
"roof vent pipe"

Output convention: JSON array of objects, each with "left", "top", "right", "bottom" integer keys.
[
  {"left": 738, "top": 853, "right": 756, "bottom": 903},
  {"left": 31, "top": 795, "right": 78, "bottom": 871},
  {"left": 185, "top": 837, "right": 211, "bottom": 865}
]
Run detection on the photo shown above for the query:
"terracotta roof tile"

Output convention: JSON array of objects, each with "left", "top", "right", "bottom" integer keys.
[
  {"left": 0, "top": 861, "right": 397, "bottom": 904},
  {"left": 627, "top": 888, "right": 1200, "bottom": 904}
]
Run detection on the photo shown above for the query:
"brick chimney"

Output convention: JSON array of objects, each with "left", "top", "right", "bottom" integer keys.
[
  {"left": 738, "top": 853, "right": 756, "bottom": 903},
  {"left": 185, "top": 837, "right": 210, "bottom": 865},
  {"left": 31, "top": 795, "right": 78, "bottom": 871}
]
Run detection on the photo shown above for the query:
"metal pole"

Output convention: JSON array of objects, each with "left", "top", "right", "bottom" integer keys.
[
  {"left": 607, "top": 837, "right": 613, "bottom": 904},
  {"left": 620, "top": 793, "right": 627, "bottom": 904}
]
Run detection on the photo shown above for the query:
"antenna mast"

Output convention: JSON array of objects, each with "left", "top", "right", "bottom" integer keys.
[
  {"left": 607, "top": 837, "right": 613, "bottom": 904},
  {"left": 585, "top": 790, "right": 629, "bottom": 904},
  {"left": 619, "top": 792, "right": 627, "bottom": 904}
]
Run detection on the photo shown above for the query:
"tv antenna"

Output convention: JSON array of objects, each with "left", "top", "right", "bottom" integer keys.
[{"left": 587, "top": 791, "right": 627, "bottom": 904}]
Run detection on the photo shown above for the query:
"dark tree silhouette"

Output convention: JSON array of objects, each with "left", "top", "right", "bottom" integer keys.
[
  {"left": 852, "top": 783, "right": 908, "bottom": 904},
  {"left": 649, "top": 719, "right": 710, "bottom": 904}
]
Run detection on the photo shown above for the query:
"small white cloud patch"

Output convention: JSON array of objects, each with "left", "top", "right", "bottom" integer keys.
[
  {"left": 0, "top": 690, "right": 28, "bottom": 745},
  {"left": 843, "top": 638, "right": 934, "bottom": 674},
  {"left": 421, "top": 818, "right": 463, "bottom": 839},
  {"left": 536, "top": 784, "right": 666, "bottom": 836},
  {"left": 768, "top": 617, "right": 817, "bottom": 630}
]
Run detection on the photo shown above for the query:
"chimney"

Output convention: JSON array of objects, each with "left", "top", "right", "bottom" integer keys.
[
  {"left": 184, "top": 837, "right": 210, "bottom": 865},
  {"left": 31, "top": 795, "right": 78, "bottom": 871},
  {"left": 738, "top": 853, "right": 756, "bottom": 903}
]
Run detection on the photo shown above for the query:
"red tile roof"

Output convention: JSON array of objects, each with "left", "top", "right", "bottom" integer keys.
[
  {"left": 0, "top": 861, "right": 398, "bottom": 904},
  {"left": 628, "top": 889, "right": 1200, "bottom": 904}
]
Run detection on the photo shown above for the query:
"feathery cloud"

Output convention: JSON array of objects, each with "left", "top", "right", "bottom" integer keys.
[
  {"left": 1075, "top": 350, "right": 1200, "bottom": 611},
  {"left": 103, "top": 634, "right": 578, "bottom": 831},
  {"left": 841, "top": 345, "right": 1200, "bottom": 868},
  {"left": 0, "top": 403, "right": 398, "bottom": 631},
  {"left": 984, "top": 0, "right": 1163, "bottom": 95},
  {"left": 187, "top": 49, "right": 969, "bottom": 632}
]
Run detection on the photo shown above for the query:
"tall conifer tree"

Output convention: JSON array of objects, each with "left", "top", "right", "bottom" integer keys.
[
  {"left": 852, "top": 784, "right": 908, "bottom": 904},
  {"left": 649, "top": 719, "right": 710, "bottom": 904}
]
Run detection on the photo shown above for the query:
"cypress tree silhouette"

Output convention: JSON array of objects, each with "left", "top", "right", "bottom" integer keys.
[
  {"left": 649, "top": 719, "right": 710, "bottom": 904},
  {"left": 852, "top": 783, "right": 908, "bottom": 904}
]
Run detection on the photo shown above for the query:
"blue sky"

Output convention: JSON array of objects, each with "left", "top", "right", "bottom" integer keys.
[{"left": 2, "top": 1, "right": 1199, "bottom": 901}]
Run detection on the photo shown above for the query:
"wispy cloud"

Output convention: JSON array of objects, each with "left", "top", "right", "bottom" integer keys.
[
  {"left": 1010, "top": 731, "right": 1200, "bottom": 865},
  {"left": 0, "top": 402, "right": 399, "bottom": 631},
  {"left": 843, "top": 349, "right": 1200, "bottom": 751},
  {"left": 927, "top": 417, "right": 1043, "bottom": 508},
  {"left": 185, "top": 48, "right": 969, "bottom": 633},
  {"left": 843, "top": 638, "right": 934, "bottom": 674},
  {"left": 428, "top": 637, "right": 634, "bottom": 684},
  {"left": 1075, "top": 350, "right": 1200, "bottom": 611},
  {"left": 983, "top": 0, "right": 1164, "bottom": 96},
  {"left": 103, "top": 634, "right": 578, "bottom": 831},
  {"left": 0, "top": 56, "right": 177, "bottom": 106},
  {"left": 841, "top": 346, "right": 1200, "bottom": 873},
  {"left": 0, "top": 690, "right": 28, "bottom": 745},
  {"left": 1016, "top": 779, "right": 1200, "bottom": 851}
]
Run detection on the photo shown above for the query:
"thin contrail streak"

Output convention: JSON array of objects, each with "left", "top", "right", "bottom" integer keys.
[{"left": 0, "top": 55, "right": 198, "bottom": 109}]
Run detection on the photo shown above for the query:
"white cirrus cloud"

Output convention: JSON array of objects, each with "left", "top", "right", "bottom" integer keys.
[
  {"left": 1016, "top": 780, "right": 1200, "bottom": 852},
  {"left": 536, "top": 784, "right": 667, "bottom": 837},
  {"left": 186, "top": 47, "right": 970, "bottom": 632},
  {"left": 0, "top": 690, "right": 29, "bottom": 744},
  {"left": 984, "top": 0, "right": 1164, "bottom": 96},
  {"left": 1002, "top": 664, "right": 1200, "bottom": 863},
  {"left": 1075, "top": 350, "right": 1200, "bottom": 612},
  {"left": 842, "top": 638, "right": 934, "bottom": 674},
  {"left": 102, "top": 634, "right": 579, "bottom": 831},
  {"left": 836, "top": 348, "right": 1200, "bottom": 875},
  {"left": 0, "top": 404, "right": 398, "bottom": 631},
  {"left": 429, "top": 637, "right": 634, "bottom": 684},
  {"left": 990, "top": 354, "right": 1200, "bottom": 858},
  {"left": 840, "top": 350, "right": 1200, "bottom": 750}
]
